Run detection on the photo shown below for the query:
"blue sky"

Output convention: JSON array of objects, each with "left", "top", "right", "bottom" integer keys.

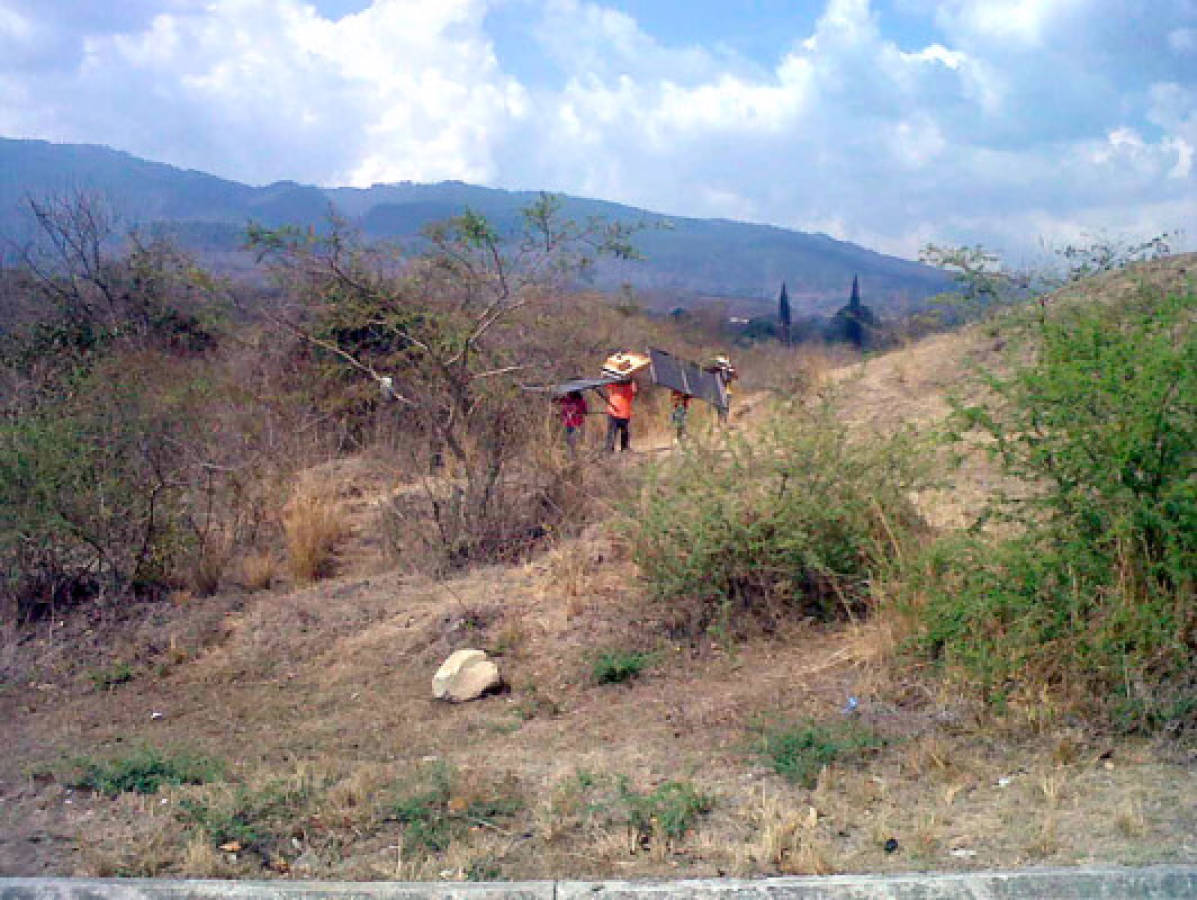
[{"left": 0, "top": 0, "right": 1193, "bottom": 262}]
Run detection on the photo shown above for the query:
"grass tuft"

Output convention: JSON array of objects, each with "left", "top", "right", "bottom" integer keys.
[
  {"left": 282, "top": 480, "right": 348, "bottom": 582},
  {"left": 756, "top": 719, "right": 884, "bottom": 788},
  {"left": 75, "top": 747, "right": 223, "bottom": 797},
  {"left": 592, "top": 648, "right": 656, "bottom": 685},
  {"left": 619, "top": 779, "right": 713, "bottom": 843}
]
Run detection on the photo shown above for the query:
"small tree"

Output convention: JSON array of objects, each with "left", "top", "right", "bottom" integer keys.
[
  {"left": 247, "top": 194, "right": 641, "bottom": 564},
  {"left": 918, "top": 243, "right": 1027, "bottom": 325},
  {"left": 1054, "top": 231, "right": 1173, "bottom": 283},
  {"left": 13, "top": 191, "right": 214, "bottom": 354},
  {"left": 1, "top": 193, "right": 226, "bottom": 616}
]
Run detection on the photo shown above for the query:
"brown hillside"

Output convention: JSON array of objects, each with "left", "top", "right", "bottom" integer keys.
[{"left": 1, "top": 256, "right": 1193, "bottom": 881}]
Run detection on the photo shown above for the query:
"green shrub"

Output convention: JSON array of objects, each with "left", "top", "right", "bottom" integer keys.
[
  {"left": 592, "top": 649, "right": 655, "bottom": 684},
  {"left": 755, "top": 719, "right": 884, "bottom": 787},
  {"left": 75, "top": 747, "right": 223, "bottom": 797},
  {"left": 922, "top": 286, "right": 1196, "bottom": 732},
  {"left": 626, "top": 402, "right": 926, "bottom": 635},
  {"left": 88, "top": 661, "right": 135, "bottom": 690},
  {"left": 618, "top": 779, "right": 713, "bottom": 841}
]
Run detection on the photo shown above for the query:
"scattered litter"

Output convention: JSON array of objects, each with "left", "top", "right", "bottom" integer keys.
[
  {"left": 950, "top": 848, "right": 977, "bottom": 858},
  {"left": 884, "top": 838, "right": 899, "bottom": 854},
  {"left": 219, "top": 841, "right": 242, "bottom": 853},
  {"left": 149, "top": 711, "right": 164, "bottom": 720},
  {"left": 160, "top": 798, "right": 169, "bottom": 805},
  {"left": 842, "top": 696, "right": 859, "bottom": 715},
  {"left": 996, "top": 776, "right": 1012, "bottom": 787}
]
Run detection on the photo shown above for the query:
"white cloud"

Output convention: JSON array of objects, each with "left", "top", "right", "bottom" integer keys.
[
  {"left": 901, "top": 43, "right": 965, "bottom": 68},
  {"left": 505, "top": 0, "right": 1195, "bottom": 258},
  {"left": 0, "top": 5, "right": 32, "bottom": 40},
  {"left": 3, "top": 0, "right": 528, "bottom": 186},
  {"left": 534, "top": 0, "right": 732, "bottom": 85},
  {"left": 1146, "top": 82, "right": 1197, "bottom": 179},
  {"left": 932, "top": 0, "right": 1084, "bottom": 48},
  {"left": 1170, "top": 27, "right": 1196, "bottom": 53}
]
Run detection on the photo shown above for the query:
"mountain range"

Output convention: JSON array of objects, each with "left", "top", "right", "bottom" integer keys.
[{"left": 0, "top": 137, "right": 950, "bottom": 317}]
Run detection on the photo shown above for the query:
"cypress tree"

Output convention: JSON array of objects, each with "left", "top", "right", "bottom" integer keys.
[
  {"left": 778, "top": 281, "right": 792, "bottom": 345},
  {"left": 827, "top": 274, "right": 877, "bottom": 349},
  {"left": 846, "top": 275, "right": 863, "bottom": 346}
]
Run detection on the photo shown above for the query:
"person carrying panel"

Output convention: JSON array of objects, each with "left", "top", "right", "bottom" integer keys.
[{"left": 603, "top": 378, "right": 638, "bottom": 452}]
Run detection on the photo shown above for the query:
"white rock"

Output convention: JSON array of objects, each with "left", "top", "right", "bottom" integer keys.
[{"left": 432, "top": 649, "right": 502, "bottom": 702}]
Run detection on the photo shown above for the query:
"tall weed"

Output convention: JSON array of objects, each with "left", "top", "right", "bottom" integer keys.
[{"left": 282, "top": 478, "right": 348, "bottom": 582}]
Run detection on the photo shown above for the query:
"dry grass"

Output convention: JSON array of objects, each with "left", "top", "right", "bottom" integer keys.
[
  {"left": 1115, "top": 798, "right": 1148, "bottom": 838},
  {"left": 3, "top": 552, "right": 1193, "bottom": 880},
  {"left": 282, "top": 475, "right": 350, "bottom": 582},
  {"left": 744, "top": 792, "right": 837, "bottom": 875},
  {"left": 239, "top": 549, "right": 279, "bottom": 592},
  {"left": 188, "top": 526, "right": 235, "bottom": 597}
]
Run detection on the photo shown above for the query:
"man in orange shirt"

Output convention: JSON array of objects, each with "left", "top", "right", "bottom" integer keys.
[{"left": 603, "top": 378, "right": 638, "bottom": 452}]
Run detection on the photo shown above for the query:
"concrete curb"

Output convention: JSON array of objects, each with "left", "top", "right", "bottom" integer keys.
[{"left": 2, "top": 867, "right": 1196, "bottom": 899}]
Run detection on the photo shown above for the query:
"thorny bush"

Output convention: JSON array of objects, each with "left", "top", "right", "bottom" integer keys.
[
  {"left": 626, "top": 400, "right": 928, "bottom": 637},
  {"left": 919, "top": 285, "right": 1196, "bottom": 733}
]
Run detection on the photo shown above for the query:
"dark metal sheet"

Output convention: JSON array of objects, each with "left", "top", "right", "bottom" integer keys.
[
  {"left": 526, "top": 375, "right": 623, "bottom": 397},
  {"left": 648, "top": 348, "right": 727, "bottom": 410}
]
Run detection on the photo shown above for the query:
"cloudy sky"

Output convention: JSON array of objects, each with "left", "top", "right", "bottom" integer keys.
[{"left": 1, "top": 0, "right": 1193, "bottom": 262}]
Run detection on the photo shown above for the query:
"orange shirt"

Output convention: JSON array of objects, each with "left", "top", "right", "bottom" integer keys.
[{"left": 605, "top": 381, "right": 638, "bottom": 419}]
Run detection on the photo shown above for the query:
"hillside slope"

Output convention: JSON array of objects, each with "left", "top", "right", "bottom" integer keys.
[{"left": 0, "top": 258, "right": 1192, "bottom": 881}]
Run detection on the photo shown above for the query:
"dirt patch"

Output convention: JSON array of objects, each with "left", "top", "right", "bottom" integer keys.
[{"left": 4, "top": 482, "right": 1192, "bottom": 880}]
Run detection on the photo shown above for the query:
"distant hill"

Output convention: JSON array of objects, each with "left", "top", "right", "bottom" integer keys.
[{"left": 0, "top": 137, "right": 949, "bottom": 317}]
